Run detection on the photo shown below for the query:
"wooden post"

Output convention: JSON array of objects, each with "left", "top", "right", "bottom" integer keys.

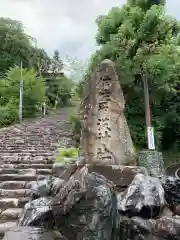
[{"left": 143, "top": 73, "right": 155, "bottom": 149}]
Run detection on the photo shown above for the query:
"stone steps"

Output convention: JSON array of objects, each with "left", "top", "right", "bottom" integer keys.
[
  {"left": 0, "top": 208, "right": 23, "bottom": 221},
  {"left": 0, "top": 198, "right": 19, "bottom": 208},
  {"left": 0, "top": 197, "right": 29, "bottom": 209},
  {"left": 0, "top": 150, "right": 56, "bottom": 153},
  {"left": 0, "top": 181, "right": 31, "bottom": 189},
  {"left": 0, "top": 169, "right": 36, "bottom": 175},
  {"left": 0, "top": 107, "right": 72, "bottom": 225},
  {"left": 0, "top": 174, "right": 37, "bottom": 182},
  {"left": 0, "top": 189, "right": 31, "bottom": 198},
  {"left": 0, "top": 147, "right": 57, "bottom": 151},
  {"left": 0, "top": 168, "right": 52, "bottom": 175},
  {"left": 0, "top": 158, "right": 55, "bottom": 163},
  {"left": 0, "top": 170, "right": 48, "bottom": 223},
  {"left": 0, "top": 159, "right": 54, "bottom": 165},
  {"left": 1, "top": 164, "right": 53, "bottom": 170}
]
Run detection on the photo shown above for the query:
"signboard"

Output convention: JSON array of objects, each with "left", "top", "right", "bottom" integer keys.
[{"left": 147, "top": 126, "right": 155, "bottom": 150}]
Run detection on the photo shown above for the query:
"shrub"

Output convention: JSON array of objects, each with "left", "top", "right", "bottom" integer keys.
[
  {"left": 68, "top": 113, "right": 81, "bottom": 146},
  {"left": 0, "top": 103, "right": 18, "bottom": 127},
  {"left": 56, "top": 147, "right": 79, "bottom": 165},
  {"left": 0, "top": 67, "right": 46, "bottom": 126}
]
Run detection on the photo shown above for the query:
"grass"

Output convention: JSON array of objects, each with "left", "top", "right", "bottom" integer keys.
[{"left": 56, "top": 147, "right": 79, "bottom": 165}]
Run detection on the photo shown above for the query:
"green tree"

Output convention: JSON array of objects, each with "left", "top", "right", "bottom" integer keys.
[
  {"left": 45, "top": 50, "right": 73, "bottom": 107},
  {"left": 84, "top": 0, "right": 180, "bottom": 151},
  {"left": 0, "top": 67, "right": 46, "bottom": 126},
  {"left": 0, "top": 18, "right": 35, "bottom": 75},
  {"left": 30, "top": 48, "right": 51, "bottom": 77}
]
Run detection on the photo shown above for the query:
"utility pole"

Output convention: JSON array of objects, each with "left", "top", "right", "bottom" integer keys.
[
  {"left": 19, "top": 61, "right": 23, "bottom": 123},
  {"left": 143, "top": 73, "right": 155, "bottom": 150}
]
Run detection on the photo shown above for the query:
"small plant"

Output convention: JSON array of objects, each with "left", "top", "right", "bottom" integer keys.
[
  {"left": 68, "top": 110, "right": 81, "bottom": 146},
  {"left": 56, "top": 147, "right": 79, "bottom": 165}
]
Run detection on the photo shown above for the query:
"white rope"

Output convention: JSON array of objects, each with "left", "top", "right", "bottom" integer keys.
[{"left": 175, "top": 168, "right": 180, "bottom": 179}]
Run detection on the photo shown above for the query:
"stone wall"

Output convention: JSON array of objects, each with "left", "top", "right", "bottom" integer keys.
[{"left": 138, "top": 150, "right": 165, "bottom": 176}]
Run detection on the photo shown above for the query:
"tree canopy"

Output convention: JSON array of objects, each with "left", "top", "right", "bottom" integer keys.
[
  {"left": 0, "top": 18, "right": 35, "bottom": 75},
  {"left": 81, "top": 0, "right": 180, "bottom": 154}
]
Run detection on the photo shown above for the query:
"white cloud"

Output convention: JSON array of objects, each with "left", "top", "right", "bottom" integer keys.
[{"left": 0, "top": 0, "right": 179, "bottom": 60}]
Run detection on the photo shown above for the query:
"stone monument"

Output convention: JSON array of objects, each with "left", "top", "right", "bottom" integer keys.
[{"left": 79, "top": 59, "right": 136, "bottom": 165}]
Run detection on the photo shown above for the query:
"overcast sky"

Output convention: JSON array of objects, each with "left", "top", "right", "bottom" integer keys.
[{"left": 0, "top": 0, "right": 180, "bottom": 61}]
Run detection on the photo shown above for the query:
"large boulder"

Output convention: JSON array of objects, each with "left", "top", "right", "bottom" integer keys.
[
  {"left": 31, "top": 178, "right": 52, "bottom": 200},
  {"left": 161, "top": 176, "right": 180, "bottom": 207},
  {"left": 30, "top": 176, "right": 64, "bottom": 200},
  {"left": 160, "top": 176, "right": 180, "bottom": 216},
  {"left": 52, "top": 166, "right": 117, "bottom": 239},
  {"left": 117, "top": 173, "right": 165, "bottom": 218},
  {"left": 18, "top": 197, "right": 54, "bottom": 228},
  {"left": 119, "top": 216, "right": 180, "bottom": 239},
  {"left": 18, "top": 166, "right": 117, "bottom": 239}
]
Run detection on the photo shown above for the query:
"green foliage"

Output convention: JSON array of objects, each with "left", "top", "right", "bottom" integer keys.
[
  {"left": 83, "top": 0, "right": 180, "bottom": 155},
  {"left": 0, "top": 67, "right": 46, "bottom": 126},
  {"left": 0, "top": 104, "right": 18, "bottom": 127},
  {"left": 56, "top": 147, "right": 79, "bottom": 165},
  {"left": 0, "top": 18, "right": 35, "bottom": 75},
  {"left": 44, "top": 51, "right": 74, "bottom": 107},
  {"left": 68, "top": 110, "right": 81, "bottom": 146},
  {"left": 30, "top": 48, "right": 51, "bottom": 76}
]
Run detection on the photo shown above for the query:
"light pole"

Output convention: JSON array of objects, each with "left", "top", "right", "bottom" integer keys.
[{"left": 19, "top": 61, "right": 23, "bottom": 123}]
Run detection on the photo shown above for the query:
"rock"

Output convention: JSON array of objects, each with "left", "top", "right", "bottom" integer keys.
[
  {"left": 79, "top": 59, "right": 136, "bottom": 165},
  {"left": 2, "top": 226, "right": 59, "bottom": 240},
  {"left": 50, "top": 177, "right": 64, "bottom": 197},
  {"left": 117, "top": 173, "right": 165, "bottom": 218},
  {"left": 161, "top": 176, "right": 180, "bottom": 209},
  {"left": 18, "top": 197, "right": 54, "bottom": 228},
  {"left": 52, "top": 166, "right": 117, "bottom": 239},
  {"left": 31, "top": 177, "right": 52, "bottom": 200},
  {"left": 52, "top": 163, "right": 68, "bottom": 178},
  {"left": 52, "top": 163, "right": 78, "bottom": 180},
  {"left": 18, "top": 167, "right": 117, "bottom": 239},
  {"left": 31, "top": 176, "right": 64, "bottom": 200},
  {"left": 173, "top": 204, "right": 180, "bottom": 216},
  {"left": 160, "top": 206, "right": 173, "bottom": 217},
  {"left": 119, "top": 216, "right": 180, "bottom": 239}
]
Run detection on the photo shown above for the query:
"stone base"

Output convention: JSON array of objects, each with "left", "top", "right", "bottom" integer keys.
[
  {"left": 53, "top": 164, "right": 148, "bottom": 191},
  {"left": 138, "top": 150, "right": 165, "bottom": 177}
]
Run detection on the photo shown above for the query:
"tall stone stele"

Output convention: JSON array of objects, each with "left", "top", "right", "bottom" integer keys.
[{"left": 79, "top": 59, "right": 136, "bottom": 165}]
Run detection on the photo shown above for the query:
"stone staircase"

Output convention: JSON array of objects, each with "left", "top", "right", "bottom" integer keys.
[{"left": 0, "top": 108, "right": 72, "bottom": 227}]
